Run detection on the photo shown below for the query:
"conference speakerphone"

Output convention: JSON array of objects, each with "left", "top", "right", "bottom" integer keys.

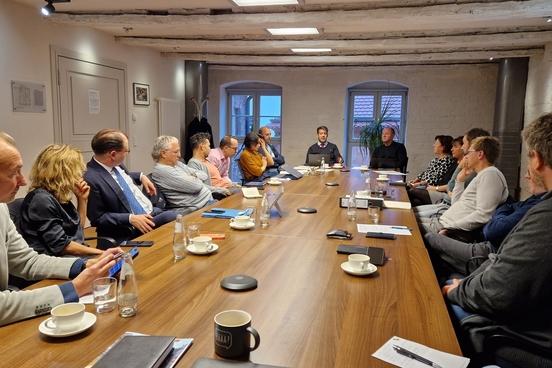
[{"left": 339, "top": 197, "right": 384, "bottom": 209}]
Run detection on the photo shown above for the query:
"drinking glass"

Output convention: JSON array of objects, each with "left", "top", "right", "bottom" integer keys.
[
  {"left": 368, "top": 206, "right": 380, "bottom": 224},
  {"left": 93, "top": 277, "right": 117, "bottom": 313},
  {"left": 186, "top": 223, "right": 201, "bottom": 244}
]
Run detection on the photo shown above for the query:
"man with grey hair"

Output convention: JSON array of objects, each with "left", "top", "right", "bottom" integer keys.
[
  {"left": 0, "top": 132, "right": 120, "bottom": 326},
  {"left": 443, "top": 113, "right": 552, "bottom": 361},
  {"left": 151, "top": 136, "right": 213, "bottom": 213}
]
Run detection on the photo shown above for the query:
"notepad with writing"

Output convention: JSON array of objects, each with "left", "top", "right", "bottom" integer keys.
[{"left": 92, "top": 335, "right": 175, "bottom": 368}]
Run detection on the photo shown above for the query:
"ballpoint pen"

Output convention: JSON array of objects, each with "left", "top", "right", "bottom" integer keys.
[
  {"left": 392, "top": 345, "right": 443, "bottom": 368},
  {"left": 390, "top": 226, "right": 412, "bottom": 230}
]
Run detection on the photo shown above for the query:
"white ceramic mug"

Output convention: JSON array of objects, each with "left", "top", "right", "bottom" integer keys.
[
  {"left": 45, "top": 303, "right": 85, "bottom": 332},
  {"left": 191, "top": 235, "right": 213, "bottom": 252},
  {"left": 348, "top": 254, "right": 371, "bottom": 271},
  {"left": 231, "top": 215, "right": 252, "bottom": 226}
]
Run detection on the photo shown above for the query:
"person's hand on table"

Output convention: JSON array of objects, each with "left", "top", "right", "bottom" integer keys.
[{"left": 73, "top": 248, "right": 121, "bottom": 296}]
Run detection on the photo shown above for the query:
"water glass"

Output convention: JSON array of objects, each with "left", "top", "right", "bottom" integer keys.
[
  {"left": 368, "top": 206, "right": 380, "bottom": 224},
  {"left": 93, "top": 277, "right": 117, "bottom": 313},
  {"left": 186, "top": 223, "right": 201, "bottom": 244}
]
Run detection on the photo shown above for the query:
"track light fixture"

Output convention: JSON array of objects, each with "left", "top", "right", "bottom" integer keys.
[{"left": 41, "top": 0, "right": 70, "bottom": 16}]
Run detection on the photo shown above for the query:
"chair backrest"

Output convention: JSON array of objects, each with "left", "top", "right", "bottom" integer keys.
[
  {"left": 7, "top": 198, "right": 24, "bottom": 233},
  {"left": 144, "top": 174, "right": 167, "bottom": 210},
  {"left": 401, "top": 156, "right": 409, "bottom": 174}
]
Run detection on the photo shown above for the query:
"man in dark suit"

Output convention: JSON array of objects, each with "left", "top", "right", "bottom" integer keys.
[
  {"left": 84, "top": 129, "right": 176, "bottom": 248},
  {"left": 258, "top": 126, "right": 284, "bottom": 170}
]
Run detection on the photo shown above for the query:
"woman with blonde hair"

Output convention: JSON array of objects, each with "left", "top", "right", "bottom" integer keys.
[{"left": 19, "top": 144, "right": 103, "bottom": 256}]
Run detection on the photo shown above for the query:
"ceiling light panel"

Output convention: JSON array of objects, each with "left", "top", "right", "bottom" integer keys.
[
  {"left": 267, "top": 28, "right": 319, "bottom": 35},
  {"left": 233, "top": 0, "right": 298, "bottom": 6},
  {"left": 291, "top": 48, "right": 332, "bottom": 53}
]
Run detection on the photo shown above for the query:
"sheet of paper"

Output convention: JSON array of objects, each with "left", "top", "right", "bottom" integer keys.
[
  {"left": 351, "top": 166, "right": 369, "bottom": 170},
  {"left": 241, "top": 187, "right": 262, "bottom": 198},
  {"left": 383, "top": 200, "right": 412, "bottom": 210},
  {"left": 357, "top": 224, "right": 412, "bottom": 236},
  {"left": 293, "top": 165, "right": 312, "bottom": 171},
  {"left": 79, "top": 294, "right": 94, "bottom": 304},
  {"left": 373, "top": 336, "right": 470, "bottom": 368},
  {"left": 374, "top": 170, "right": 407, "bottom": 176}
]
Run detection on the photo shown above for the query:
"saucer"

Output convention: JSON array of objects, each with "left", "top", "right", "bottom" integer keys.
[
  {"left": 267, "top": 179, "right": 282, "bottom": 186},
  {"left": 340, "top": 262, "right": 377, "bottom": 276},
  {"left": 39, "top": 312, "right": 96, "bottom": 338},
  {"left": 229, "top": 221, "right": 255, "bottom": 230},
  {"left": 186, "top": 243, "right": 219, "bottom": 255}
]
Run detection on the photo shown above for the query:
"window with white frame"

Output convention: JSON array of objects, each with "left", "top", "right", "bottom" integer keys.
[
  {"left": 226, "top": 83, "right": 282, "bottom": 181},
  {"left": 346, "top": 82, "right": 407, "bottom": 167}
]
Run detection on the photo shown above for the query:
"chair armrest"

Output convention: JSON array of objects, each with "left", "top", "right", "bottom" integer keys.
[{"left": 485, "top": 333, "right": 552, "bottom": 360}]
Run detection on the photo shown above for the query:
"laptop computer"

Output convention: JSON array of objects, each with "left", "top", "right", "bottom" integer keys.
[{"left": 307, "top": 153, "right": 331, "bottom": 166}]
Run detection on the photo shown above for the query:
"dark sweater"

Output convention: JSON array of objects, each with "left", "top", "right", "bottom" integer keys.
[
  {"left": 305, "top": 142, "right": 342, "bottom": 165},
  {"left": 448, "top": 192, "right": 552, "bottom": 351},
  {"left": 369, "top": 141, "right": 408, "bottom": 170}
]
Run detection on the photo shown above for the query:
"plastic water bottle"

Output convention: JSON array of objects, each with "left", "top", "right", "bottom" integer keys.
[
  {"left": 320, "top": 156, "right": 325, "bottom": 171},
  {"left": 173, "top": 214, "right": 186, "bottom": 261},
  {"left": 260, "top": 193, "right": 270, "bottom": 228},
  {"left": 118, "top": 253, "right": 138, "bottom": 317},
  {"left": 347, "top": 191, "right": 357, "bottom": 221}
]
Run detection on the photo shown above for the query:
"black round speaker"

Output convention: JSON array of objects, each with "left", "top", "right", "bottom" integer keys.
[{"left": 220, "top": 274, "right": 258, "bottom": 291}]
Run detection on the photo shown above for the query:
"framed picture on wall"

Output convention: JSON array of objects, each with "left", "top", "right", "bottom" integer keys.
[{"left": 133, "top": 83, "right": 150, "bottom": 106}]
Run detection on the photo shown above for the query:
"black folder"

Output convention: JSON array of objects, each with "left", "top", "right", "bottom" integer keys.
[{"left": 92, "top": 335, "right": 175, "bottom": 368}]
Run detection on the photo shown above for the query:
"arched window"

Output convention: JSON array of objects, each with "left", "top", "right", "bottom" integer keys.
[
  {"left": 225, "top": 82, "right": 282, "bottom": 181},
  {"left": 346, "top": 81, "right": 408, "bottom": 167}
]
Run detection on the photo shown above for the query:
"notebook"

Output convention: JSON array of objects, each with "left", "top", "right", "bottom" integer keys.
[
  {"left": 202, "top": 208, "right": 254, "bottom": 219},
  {"left": 92, "top": 335, "right": 175, "bottom": 368},
  {"left": 242, "top": 187, "right": 262, "bottom": 198}
]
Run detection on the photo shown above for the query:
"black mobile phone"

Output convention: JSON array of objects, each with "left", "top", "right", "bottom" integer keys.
[
  {"left": 337, "top": 245, "right": 386, "bottom": 266},
  {"left": 120, "top": 240, "right": 154, "bottom": 247},
  {"left": 365, "top": 232, "right": 396, "bottom": 240}
]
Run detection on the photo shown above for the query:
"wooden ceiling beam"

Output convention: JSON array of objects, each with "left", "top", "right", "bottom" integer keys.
[{"left": 162, "top": 48, "right": 543, "bottom": 64}]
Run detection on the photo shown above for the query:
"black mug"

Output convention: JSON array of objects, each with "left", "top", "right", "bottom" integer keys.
[{"left": 214, "top": 310, "right": 260, "bottom": 359}]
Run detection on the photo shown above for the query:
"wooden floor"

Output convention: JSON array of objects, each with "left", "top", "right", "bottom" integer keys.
[{"left": 0, "top": 169, "right": 461, "bottom": 367}]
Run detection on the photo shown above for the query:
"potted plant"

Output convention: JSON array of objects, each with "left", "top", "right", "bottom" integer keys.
[{"left": 358, "top": 98, "right": 394, "bottom": 163}]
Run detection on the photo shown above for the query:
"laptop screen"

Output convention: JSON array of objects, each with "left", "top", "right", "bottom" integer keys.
[{"left": 307, "top": 153, "right": 330, "bottom": 166}]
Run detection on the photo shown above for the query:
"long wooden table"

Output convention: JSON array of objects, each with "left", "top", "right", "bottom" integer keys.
[{"left": 0, "top": 169, "right": 461, "bottom": 367}]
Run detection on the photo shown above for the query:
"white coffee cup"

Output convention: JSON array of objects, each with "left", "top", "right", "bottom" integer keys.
[
  {"left": 192, "top": 235, "right": 213, "bottom": 252},
  {"left": 45, "top": 303, "right": 85, "bottom": 332},
  {"left": 231, "top": 215, "right": 252, "bottom": 226},
  {"left": 348, "top": 254, "right": 371, "bottom": 271}
]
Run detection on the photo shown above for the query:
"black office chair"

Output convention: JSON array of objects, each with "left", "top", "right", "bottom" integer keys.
[
  {"left": 483, "top": 333, "right": 552, "bottom": 368},
  {"left": 401, "top": 156, "right": 409, "bottom": 174},
  {"left": 143, "top": 173, "right": 168, "bottom": 210}
]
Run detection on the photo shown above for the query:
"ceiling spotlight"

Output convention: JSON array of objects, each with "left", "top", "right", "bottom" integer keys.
[
  {"left": 41, "top": 0, "right": 70, "bottom": 16},
  {"left": 547, "top": 17, "right": 552, "bottom": 23},
  {"left": 41, "top": 1, "right": 55, "bottom": 16},
  {"left": 489, "top": 57, "right": 494, "bottom": 61}
]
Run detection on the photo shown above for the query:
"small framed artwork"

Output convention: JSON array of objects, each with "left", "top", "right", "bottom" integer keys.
[{"left": 133, "top": 83, "right": 150, "bottom": 106}]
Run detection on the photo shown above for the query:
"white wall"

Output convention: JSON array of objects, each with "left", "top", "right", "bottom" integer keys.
[
  {"left": 208, "top": 64, "right": 497, "bottom": 179},
  {"left": 0, "top": 1, "right": 184, "bottom": 193},
  {"left": 521, "top": 44, "right": 552, "bottom": 198}
]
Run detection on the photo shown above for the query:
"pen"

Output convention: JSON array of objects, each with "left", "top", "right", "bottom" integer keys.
[
  {"left": 392, "top": 345, "right": 443, "bottom": 368},
  {"left": 390, "top": 226, "right": 412, "bottom": 230}
]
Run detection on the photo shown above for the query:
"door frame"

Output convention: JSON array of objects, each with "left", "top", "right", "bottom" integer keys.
[{"left": 50, "top": 46, "right": 129, "bottom": 145}]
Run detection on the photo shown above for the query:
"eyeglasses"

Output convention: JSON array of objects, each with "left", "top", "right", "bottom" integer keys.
[{"left": 465, "top": 149, "right": 477, "bottom": 155}]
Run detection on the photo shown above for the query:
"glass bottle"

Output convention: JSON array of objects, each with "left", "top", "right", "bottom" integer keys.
[
  {"left": 260, "top": 193, "right": 270, "bottom": 228},
  {"left": 118, "top": 253, "right": 138, "bottom": 317},
  {"left": 173, "top": 214, "right": 186, "bottom": 261},
  {"left": 320, "top": 156, "right": 325, "bottom": 171},
  {"left": 347, "top": 191, "right": 357, "bottom": 221}
]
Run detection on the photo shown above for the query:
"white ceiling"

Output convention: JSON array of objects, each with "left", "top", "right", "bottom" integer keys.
[{"left": 16, "top": 0, "right": 552, "bottom": 66}]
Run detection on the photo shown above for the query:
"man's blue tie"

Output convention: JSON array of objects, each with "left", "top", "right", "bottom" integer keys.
[{"left": 112, "top": 167, "right": 146, "bottom": 215}]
